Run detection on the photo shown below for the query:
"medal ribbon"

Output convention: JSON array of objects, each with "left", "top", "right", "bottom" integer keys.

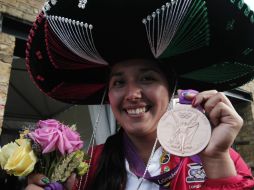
[
  {"left": 178, "top": 89, "right": 204, "bottom": 113},
  {"left": 123, "top": 133, "right": 183, "bottom": 188},
  {"left": 178, "top": 89, "right": 199, "bottom": 105},
  {"left": 158, "top": 149, "right": 181, "bottom": 189}
]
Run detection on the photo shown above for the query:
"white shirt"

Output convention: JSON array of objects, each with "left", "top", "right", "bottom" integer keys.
[{"left": 125, "top": 147, "right": 163, "bottom": 190}]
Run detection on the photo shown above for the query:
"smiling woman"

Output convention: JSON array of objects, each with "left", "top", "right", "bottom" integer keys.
[
  {"left": 108, "top": 59, "right": 171, "bottom": 139},
  {"left": 24, "top": 0, "right": 254, "bottom": 190}
]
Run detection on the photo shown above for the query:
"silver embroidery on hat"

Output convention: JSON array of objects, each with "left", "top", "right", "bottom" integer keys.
[
  {"left": 226, "top": 19, "right": 235, "bottom": 31},
  {"left": 43, "top": 0, "right": 58, "bottom": 15},
  {"left": 242, "top": 48, "right": 253, "bottom": 56},
  {"left": 43, "top": 2, "right": 51, "bottom": 13},
  {"left": 51, "top": 0, "right": 57, "bottom": 5},
  {"left": 78, "top": 0, "right": 88, "bottom": 9},
  {"left": 142, "top": 0, "right": 210, "bottom": 58},
  {"left": 244, "top": 5, "right": 251, "bottom": 16},
  {"left": 238, "top": 0, "right": 244, "bottom": 10},
  {"left": 46, "top": 15, "right": 108, "bottom": 65},
  {"left": 251, "top": 14, "right": 254, "bottom": 23}
]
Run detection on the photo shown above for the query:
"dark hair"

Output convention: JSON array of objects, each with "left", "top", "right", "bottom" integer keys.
[
  {"left": 89, "top": 129, "right": 126, "bottom": 190},
  {"left": 157, "top": 61, "right": 178, "bottom": 94}
]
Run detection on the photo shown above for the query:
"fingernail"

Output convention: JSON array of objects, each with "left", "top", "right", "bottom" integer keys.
[
  {"left": 41, "top": 177, "right": 50, "bottom": 184},
  {"left": 185, "top": 93, "right": 193, "bottom": 100},
  {"left": 71, "top": 173, "right": 76, "bottom": 179},
  {"left": 192, "top": 97, "right": 196, "bottom": 106}
]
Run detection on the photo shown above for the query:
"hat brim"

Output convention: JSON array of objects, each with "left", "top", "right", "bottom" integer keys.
[{"left": 26, "top": 0, "right": 254, "bottom": 104}]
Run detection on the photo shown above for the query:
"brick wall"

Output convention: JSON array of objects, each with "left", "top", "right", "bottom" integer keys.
[
  {"left": 236, "top": 82, "right": 254, "bottom": 172},
  {"left": 0, "top": 0, "right": 44, "bottom": 22},
  {"left": 241, "top": 81, "right": 254, "bottom": 117},
  {"left": 0, "top": 33, "right": 15, "bottom": 133},
  {"left": 0, "top": 0, "right": 44, "bottom": 132}
]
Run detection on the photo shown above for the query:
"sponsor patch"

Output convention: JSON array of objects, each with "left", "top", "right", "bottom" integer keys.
[{"left": 186, "top": 163, "right": 206, "bottom": 183}]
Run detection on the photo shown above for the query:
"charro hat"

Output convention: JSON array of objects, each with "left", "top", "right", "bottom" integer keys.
[{"left": 26, "top": 0, "right": 254, "bottom": 104}]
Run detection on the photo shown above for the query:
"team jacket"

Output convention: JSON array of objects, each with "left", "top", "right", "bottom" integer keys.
[{"left": 73, "top": 144, "right": 254, "bottom": 190}]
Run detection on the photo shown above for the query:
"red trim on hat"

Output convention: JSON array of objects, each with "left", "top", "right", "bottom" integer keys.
[
  {"left": 26, "top": 11, "right": 109, "bottom": 104},
  {"left": 44, "top": 20, "right": 106, "bottom": 70},
  {"left": 26, "top": 12, "right": 45, "bottom": 72},
  {"left": 48, "top": 82, "right": 106, "bottom": 101},
  {"left": 36, "top": 75, "right": 45, "bottom": 81},
  {"left": 25, "top": 12, "right": 51, "bottom": 97},
  {"left": 36, "top": 51, "right": 43, "bottom": 60}
]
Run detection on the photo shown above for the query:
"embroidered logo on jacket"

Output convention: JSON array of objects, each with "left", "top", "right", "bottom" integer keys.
[{"left": 186, "top": 163, "right": 206, "bottom": 183}]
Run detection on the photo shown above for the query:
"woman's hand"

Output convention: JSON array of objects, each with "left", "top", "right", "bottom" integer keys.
[
  {"left": 191, "top": 90, "right": 243, "bottom": 178},
  {"left": 25, "top": 173, "right": 76, "bottom": 190},
  {"left": 25, "top": 173, "right": 47, "bottom": 190}
]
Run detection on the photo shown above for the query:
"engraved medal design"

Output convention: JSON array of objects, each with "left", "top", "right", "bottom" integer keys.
[{"left": 157, "top": 104, "right": 211, "bottom": 157}]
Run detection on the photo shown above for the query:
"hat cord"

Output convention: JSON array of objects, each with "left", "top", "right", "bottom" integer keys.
[
  {"left": 78, "top": 89, "right": 107, "bottom": 190},
  {"left": 136, "top": 138, "right": 158, "bottom": 190},
  {"left": 46, "top": 15, "right": 108, "bottom": 65},
  {"left": 136, "top": 91, "right": 175, "bottom": 189},
  {"left": 142, "top": 0, "right": 210, "bottom": 58}
]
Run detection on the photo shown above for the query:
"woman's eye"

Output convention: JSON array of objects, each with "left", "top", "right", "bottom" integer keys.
[
  {"left": 112, "top": 80, "right": 125, "bottom": 87},
  {"left": 140, "top": 76, "right": 155, "bottom": 82}
]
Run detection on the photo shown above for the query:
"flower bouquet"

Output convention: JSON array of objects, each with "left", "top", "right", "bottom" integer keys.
[{"left": 0, "top": 119, "right": 89, "bottom": 188}]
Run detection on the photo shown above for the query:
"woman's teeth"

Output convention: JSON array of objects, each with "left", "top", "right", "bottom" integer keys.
[{"left": 126, "top": 107, "right": 146, "bottom": 115}]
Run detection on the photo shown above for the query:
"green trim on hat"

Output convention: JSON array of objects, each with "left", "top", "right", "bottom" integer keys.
[
  {"left": 181, "top": 62, "right": 254, "bottom": 83},
  {"left": 159, "top": 0, "right": 210, "bottom": 58}
]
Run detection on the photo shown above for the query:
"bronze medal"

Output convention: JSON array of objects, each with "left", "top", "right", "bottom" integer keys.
[{"left": 157, "top": 104, "right": 211, "bottom": 157}]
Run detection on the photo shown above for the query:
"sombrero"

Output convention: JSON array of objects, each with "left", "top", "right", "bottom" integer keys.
[{"left": 26, "top": 0, "right": 254, "bottom": 104}]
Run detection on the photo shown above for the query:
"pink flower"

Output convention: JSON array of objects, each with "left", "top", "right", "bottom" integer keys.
[
  {"left": 28, "top": 119, "right": 83, "bottom": 155},
  {"left": 37, "top": 119, "right": 61, "bottom": 129}
]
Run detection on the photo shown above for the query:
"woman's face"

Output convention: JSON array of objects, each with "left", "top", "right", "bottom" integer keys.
[{"left": 108, "top": 59, "right": 172, "bottom": 137}]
